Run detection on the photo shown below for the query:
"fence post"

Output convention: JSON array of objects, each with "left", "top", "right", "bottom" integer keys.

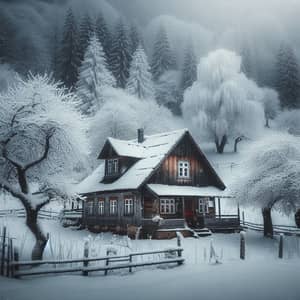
[
  {"left": 240, "top": 231, "right": 246, "bottom": 260},
  {"left": 278, "top": 234, "right": 284, "bottom": 259},
  {"left": 242, "top": 211, "right": 245, "bottom": 226},
  {"left": 6, "top": 238, "right": 13, "bottom": 277},
  {"left": 82, "top": 241, "right": 89, "bottom": 276},
  {"left": 1, "top": 226, "right": 6, "bottom": 276},
  {"left": 129, "top": 254, "right": 133, "bottom": 273},
  {"left": 12, "top": 246, "right": 19, "bottom": 278},
  {"left": 176, "top": 233, "right": 181, "bottom": 248},
  {"left": 104, "top": 249, "right": 110, "bottom": 276}
]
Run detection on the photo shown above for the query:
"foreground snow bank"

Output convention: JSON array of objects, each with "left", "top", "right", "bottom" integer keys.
[{"left": 1, "top": 260, "right": 300, "bottom": 300}]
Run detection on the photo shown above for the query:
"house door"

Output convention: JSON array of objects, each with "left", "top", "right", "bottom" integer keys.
[{"left": 184, "top": 198, "right": 197, "bottom": 227}]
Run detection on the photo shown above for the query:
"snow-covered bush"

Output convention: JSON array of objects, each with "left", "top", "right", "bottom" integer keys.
[
  {"left": 88, "top": 87, "right": 181, "bottom": 159},
  {"left": 182, "top": 49, "right": 265, "bottom": 153},
  {"left": 275, "top": 109, "right": 300, "bottom": 136},
  {"left": 236, "top": 133, "right": 300, "bottom": 237},
  {"left": 0, "top": 74, "right": 89, "bottom": 259}
]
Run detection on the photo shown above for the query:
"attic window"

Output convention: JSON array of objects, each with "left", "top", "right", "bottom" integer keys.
[
  {"left": 107, "top": 159, "right": 119, "bottom": 175},
  {"left": 178, "top": 160, "right": 190, "bottom": 179}
]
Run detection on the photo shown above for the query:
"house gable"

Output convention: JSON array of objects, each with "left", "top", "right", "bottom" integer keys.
[{"left": 145, "top": 132, "right": 225, "bottom": 190}]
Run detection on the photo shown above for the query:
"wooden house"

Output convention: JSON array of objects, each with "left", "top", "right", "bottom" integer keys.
[{"left": 77, "top": 129, "right": 240, "bottom": 238}]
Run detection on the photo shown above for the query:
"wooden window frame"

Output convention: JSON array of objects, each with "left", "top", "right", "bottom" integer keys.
[
  {"left": 177, "top": 160, "right": 190, "bottom": 179},
  {"left": 97, "top": 199, "right": 105, "bottom": 216},
  {"left": 107, "top": 159, "right": 119, "bottom": 176},
  {"left": 109, "top": 198, "right": 118, "bottom": 216},
  {"left": 198, "top": 198, "right": 209, "bottom": 214},
  {"left": 160, "top": 198, "right": 176, "bottom": 215},
  {"left": 124, "top": 197, "right": 134, "bottom": 216}
]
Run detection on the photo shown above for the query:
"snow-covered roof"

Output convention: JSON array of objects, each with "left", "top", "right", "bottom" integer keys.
[
  {"left": 77, "top": 129, "right": 189, "bottom": 194},
  {"left": 147, "top": 184, "right": 232, "bottom": 198}
]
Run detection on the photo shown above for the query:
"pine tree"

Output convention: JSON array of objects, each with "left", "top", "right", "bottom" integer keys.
[
  {"left": 95, "top": 12, "right": 111, "bottom": 63},
  {"left": 129, "top": 23, "right": 141, "bottom": 55},
  {"left": 58, "top": 8, "right": 81, "bottom": 89},
  {"left": 275, "top": 43, "right": 300, "bottom": 109},
  {"left": 109, "top": 19, "right": 132, "bottom": 88},
  {"left": 180, "top": 42, "right": 197, "bottom": 91},
  {"left": 76, "top": 35, "right": 116, "bottom": 115},
  {"left": 151, "top": 25, "right": 176, "bottom": 81},
  {"left": 78, "top": 14, "right": 94, "bottom": 64},
  {"left": 50, "top": 24, "right": 60, "bottom": 80},
  {"left": 126, "top": 46, "right": 154, "bottom": 100}
]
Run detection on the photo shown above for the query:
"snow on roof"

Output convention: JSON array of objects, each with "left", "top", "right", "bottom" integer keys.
[
  {"left": 147, "top": 184, "right": 232, "bottom": 198},
  {"left": 77, "top": 129, "right": 188, "bottom": 194}
]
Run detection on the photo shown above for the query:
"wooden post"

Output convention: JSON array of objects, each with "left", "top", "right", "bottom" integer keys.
[
  {"left": 240, "top": 231, "right": 245, "bottom": 260},
  {"left": 6, "top": 238, "right": 12, "bottom": 277},
  {"left": 176, "top": 234, "right": 181, "bottom": 248},
  {"left": 82, "top": 241, "right": 89, "bottom": 276},
  {"left": 278, "top": 234, "right": 283, "bottom": 259},
  {"left": 1, "top": 226, "right": 6, "bottom": 276},
  {"left": 237, "top": 203, "right": 240, "bottom": 222},
  {"left": 242, "top": 211, "right": 245, "bottom": 225},
  {"left": 12, "top": 247, "right": 19, "bottom": 278},
  {"left": 218, "top": 198, "right": 221, "bottom": 219},
  {"left": 129, "top": 254, "right": 133, "bottom": 273}
]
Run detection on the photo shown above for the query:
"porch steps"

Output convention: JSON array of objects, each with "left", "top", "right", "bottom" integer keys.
[
  {"left": 193, "top": 228, "right": 212, "bottom": 237},
  {"left": 159, "top": 219, "right": 186, "bottom": 230}
]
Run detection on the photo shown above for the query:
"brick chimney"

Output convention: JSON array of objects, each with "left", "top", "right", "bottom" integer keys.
[{"left": 137, "top": 128, "right": 144, "bottom": 143}]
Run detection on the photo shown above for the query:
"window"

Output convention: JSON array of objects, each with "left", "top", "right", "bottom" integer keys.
[
  {"left": 124, "top": 197, "right": 134, "bottom": 215},
  {"left": 98, "top": 199, "right": 105, "bottom": 215},
  {"left": 178, "top": 160, "right": 190, "bottom": 178},
  {"left": 87, "top": 201, "right": 94, "bottom": 215},
  {"left": 109, "top": 199, "right": 118, "bottom": 215},
  {"left": 160, "top": 199, "right": 176, "bottom": 214},
  {"left": 198, "top": 198, "right": 209, "bottom": 214},
  {"left": 107, "top": 159, "right": 119, "bottom": 175}
]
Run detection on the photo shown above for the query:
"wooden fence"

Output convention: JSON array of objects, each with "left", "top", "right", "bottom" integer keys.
[
  {"left": 9, "top": 247, "right": 184, "bottom": 278},
  {"left": 0, "top": 209, "right": 60, "bottom": 220},
  {"left": 0, "top": 226, "right": 15, "bottom": 277}
]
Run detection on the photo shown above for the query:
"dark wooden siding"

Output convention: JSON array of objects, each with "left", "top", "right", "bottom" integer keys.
[
  {"left": 148, "top": 134, "right": 212, "bottom": 186},
  {"left": 83, "top": 191, "right": 142, "bottom": 227}
]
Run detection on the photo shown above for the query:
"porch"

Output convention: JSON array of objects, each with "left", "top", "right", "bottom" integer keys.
[{"left": 143, "top": 184, "right": 241, "bottom": 234}]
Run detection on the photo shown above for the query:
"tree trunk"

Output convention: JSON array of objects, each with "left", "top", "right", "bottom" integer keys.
[
  {"left": 295, "top": 209, "right": 300, "bottom": 228},
  {"left": 215, "top": 135, "right": 227, "bottom": 154},
  {"left": 262, "top": 207, "right": 274, "bottom": 238},
  {"left": 265, "top": 118, "right": 270, "bottom": 128},
  {"left": 25, "top": 207, "right": 48, "bottom": 260}
]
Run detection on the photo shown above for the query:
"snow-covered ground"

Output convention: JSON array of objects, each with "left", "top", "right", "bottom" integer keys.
[{"left": 0, "top": 217, "right": 300, "bottom": 300}]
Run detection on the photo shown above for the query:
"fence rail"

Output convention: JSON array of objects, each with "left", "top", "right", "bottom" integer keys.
[
  {"left": 241, "top": 220, "right": 300, "bottom": 236},
  {"left": 10, "top": 247, "right": 184, "bottom": 278},
  {"left": 0, "top": 209, "right": 60, "bottom": 220}
]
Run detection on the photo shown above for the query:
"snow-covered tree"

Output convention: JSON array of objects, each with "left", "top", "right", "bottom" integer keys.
[
  {"left": 155, "top": 70, "right": 182, "bottom": 115},
  {"left": 109, "top": 19, "right": 132, "bottom": 88},
  {"left": 129, "top": 23, "right": 142, "bottom": 55},
  {"left": 76, "top": 35, "right": 116, "bottom": 115},
  {"left": 126, "top": 46, "right": 154, "bottom": 100},
  {"left": 58, "top": 8, "right": 80, "bottom": 89},
  {"left": 237, "top": 133, "right": 300, "bottom": 237},
  {"left": 180, "top": 42, "right": 197, "bottom": 92},
  {"left": 151, "top": 25, "right": 177, "bottom": 81},
  {"left": 260, "top": 88, "right": 280, "bottom": 127},
  {"left": 275, "top": 43, "right": 300, "bottom": 109},
  {"left": 0, "top": 74, "right": 88, "bottom": 259},
  {"left": 276, "top": 109, "right": 300, "bottom": 136},
  {"left": 78, "top": 13, "right": 94, "bottom": 63},
  {"left": 89, "top": 88, "right": 180, "bottom": 160},
  {"left": 95, "top": 12, "right": 111, "bottom": 64},
  {"left": 182, "top": 49, "right": 265, "bottom": 153}
]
